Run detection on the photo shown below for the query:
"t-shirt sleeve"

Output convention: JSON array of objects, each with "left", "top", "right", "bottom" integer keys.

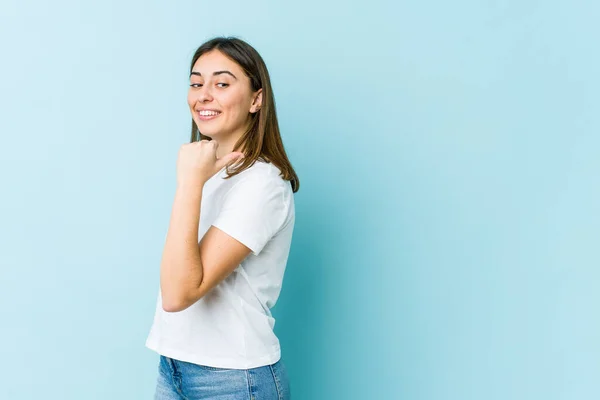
[{"left": 211, "top": 176, "right": 289, "bottom": 256}]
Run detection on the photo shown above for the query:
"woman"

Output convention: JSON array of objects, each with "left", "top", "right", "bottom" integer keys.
[{"left": 145, "top": 37, "right": 299, "bottom": 399}]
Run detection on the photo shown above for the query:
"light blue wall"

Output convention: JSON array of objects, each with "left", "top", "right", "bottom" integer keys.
[{"left": 1, "top": 1, "right": 598, "bottom": 399}]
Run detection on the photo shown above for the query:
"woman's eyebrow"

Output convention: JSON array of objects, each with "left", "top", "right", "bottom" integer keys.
[{"left": 189, "top": 71, "right": 237, "bottom": 80}]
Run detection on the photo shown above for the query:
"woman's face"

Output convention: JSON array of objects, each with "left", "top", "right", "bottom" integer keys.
[{"left": 188, "top": 50, "right": 262, "bottom": 140}]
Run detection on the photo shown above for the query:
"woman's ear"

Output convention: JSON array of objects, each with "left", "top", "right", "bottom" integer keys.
[{"left": 250, "top": 89, "right": 263, "bottom": 113}]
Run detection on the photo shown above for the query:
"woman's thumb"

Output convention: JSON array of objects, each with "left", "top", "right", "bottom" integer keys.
[{"left": 217, "top": 152, "right": 244, "bottom": 169}]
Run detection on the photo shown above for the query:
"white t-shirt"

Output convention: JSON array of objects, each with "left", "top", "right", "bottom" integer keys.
[{"left": 145, "top": 160, "right": 295, "bottom": 369}]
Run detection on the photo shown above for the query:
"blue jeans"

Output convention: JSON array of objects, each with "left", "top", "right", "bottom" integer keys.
[{"left": 154, "top": 355, "right": 291, "bottom": 399}]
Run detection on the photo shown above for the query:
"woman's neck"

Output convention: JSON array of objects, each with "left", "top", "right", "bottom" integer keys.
[{"left": 211, "top": 134, "right": 244, "bottom": 159}]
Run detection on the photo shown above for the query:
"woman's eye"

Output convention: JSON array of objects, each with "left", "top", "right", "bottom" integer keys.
[
  {"left": 217, "top": 83, "right": 229, "bottom": 88},
  {"left": 189, "top": 83, "right": 203, "bottom": 88}
]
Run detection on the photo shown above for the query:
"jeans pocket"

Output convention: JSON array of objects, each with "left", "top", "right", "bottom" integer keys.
[
  {"left": 194, "top": 363, "right": 232, "bottom": 372},
  {"left": 269, "top": 360, "right": 291, "bottom": 399}
]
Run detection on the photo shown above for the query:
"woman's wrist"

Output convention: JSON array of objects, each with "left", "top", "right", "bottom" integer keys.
[{"left": 176, "top": 179, "right": 206, "bottom": 193}]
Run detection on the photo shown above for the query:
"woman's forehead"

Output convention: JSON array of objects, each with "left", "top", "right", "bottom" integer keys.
[{"left": 192, "top": 51, "right": 243, "bottom": 76}]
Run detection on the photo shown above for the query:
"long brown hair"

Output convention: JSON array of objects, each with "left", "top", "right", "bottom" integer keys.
[{"left": 189, "top": 37, "right": 300, "bottom": 193}]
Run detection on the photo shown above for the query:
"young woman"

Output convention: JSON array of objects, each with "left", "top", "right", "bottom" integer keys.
[{"left": 145, "top": 37, "right": 299, "bottom": 400}]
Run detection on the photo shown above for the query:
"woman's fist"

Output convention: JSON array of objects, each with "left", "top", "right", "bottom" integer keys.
[{"left": 176, "top": 140, "right": 244, "bottom": 187}]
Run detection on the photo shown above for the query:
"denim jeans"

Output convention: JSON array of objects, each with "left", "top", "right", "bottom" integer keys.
[{"left": 154, "top": 355, "right": 291, "bottom": 399}]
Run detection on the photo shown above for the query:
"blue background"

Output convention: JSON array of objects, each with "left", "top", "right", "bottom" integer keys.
[{"left": 1, "top": 1, "right": 598, "bottom": 398}]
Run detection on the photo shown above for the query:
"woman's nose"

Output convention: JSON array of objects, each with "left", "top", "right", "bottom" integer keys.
[{"left": 196, "top": 86, "right": 214, "bottom": 103}]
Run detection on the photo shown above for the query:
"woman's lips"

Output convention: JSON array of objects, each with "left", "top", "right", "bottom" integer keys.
[{"left": 197, "top": 111, "right": 221, "bottom": 121}]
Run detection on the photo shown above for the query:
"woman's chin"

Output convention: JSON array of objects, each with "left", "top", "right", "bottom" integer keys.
[
  {"left": 198, "top": 129, "right": 219, "bottom": 139},
  {"left": 195, "top": 124, "right": 219, "bottom": 138}
]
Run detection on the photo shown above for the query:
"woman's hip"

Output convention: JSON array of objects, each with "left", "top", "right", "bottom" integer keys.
[{"left": 155, "top": 355, "right": 291, "bottom": 400}]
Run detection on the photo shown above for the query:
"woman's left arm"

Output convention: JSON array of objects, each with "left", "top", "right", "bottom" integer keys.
[{"left": 159, "top": 140, "right": 248, "bottom": 312}]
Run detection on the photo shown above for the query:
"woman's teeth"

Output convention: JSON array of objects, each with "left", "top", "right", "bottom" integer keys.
[{"left": 199, "top": 111, "right": 220, "bottom": 116}]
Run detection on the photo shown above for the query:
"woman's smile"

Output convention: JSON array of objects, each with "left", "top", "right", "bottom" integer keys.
[{"left": 197, "top": 109, "right": 222, "bottom": 121}]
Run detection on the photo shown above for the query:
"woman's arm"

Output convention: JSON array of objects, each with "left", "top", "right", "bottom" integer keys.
[
  {"left": 159, "top": 140, "right": 249, "bottom": 312},
  {"left": 159, "top": 181, "right": 252, "bottom": 313},
  {"left": 159, "top": 183, "right": 203, "bottom": 312}
]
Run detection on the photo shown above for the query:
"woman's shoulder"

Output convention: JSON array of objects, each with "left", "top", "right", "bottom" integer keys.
[
  {"left": 231, "top": 159, "right": 289, "bottom": 189},
  {"left": 219, "top": 160, "right": 293, "bottom": 210}
]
